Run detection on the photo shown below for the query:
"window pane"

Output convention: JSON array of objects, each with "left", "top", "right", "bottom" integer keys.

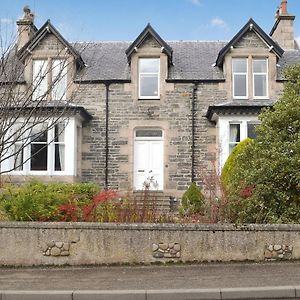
[
  {"left": 136, "top": 129, "right": 162, "bottom": 137},
  {"left": 52, "top": 59, "right": 67, "bottom": 100},
  {"left": 140, "top": 76, "right": 159, "bottom": 97},
  {"left": 139, "top": 59, "right": 159, "bottom": 73},
  {"left": 234, "top": 74, "right": 247, "bottom": 97},
  {"left": 254, "top": 74, "right": 267, "bottom": 97},
  {"left": 230, "top": 124, "right": 240, "bottom": 143},
  {"left": 247, "top": 123, "right": 258, "bottom": 139},
  {"left": 33, "top": 60, "right": 48, "bottom": 100},
  {"left": 232, "top": 59, "right": 247, "bottom": 73},
  {"left": 253, "top": 59, "right": 267, "bottom": 73},
  {"left": 55, "top": 144, "right": 65, "bottom": 171},
  {"left": 54, "top": 123, "right": 65, "bottom": 143},
  {"left": 30, "top": 144, "right": 47, "bottom": 170},
  {"left": 14, "top": 144, "right": 23, "bottom": 171},
  {"left": 31, "top": 124, "right": 48, "bottom": 142}
]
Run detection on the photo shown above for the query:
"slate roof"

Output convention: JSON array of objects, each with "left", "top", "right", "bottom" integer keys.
[
  {"left": 74, "top": 40, "right": 300, "bottom": 82},
  {"left": 74, "top": 40, "right": 227, "bottom": 82},
  {"left": 206, "top": 100, "right": 274, "bottom": 121},
  {"left": 277, "top": 50, "right": 300, "bottom": 80}
]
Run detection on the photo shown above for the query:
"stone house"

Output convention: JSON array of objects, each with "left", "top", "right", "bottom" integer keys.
[{"left": 0, "top": 1, "right": 299, "bottom": 198}]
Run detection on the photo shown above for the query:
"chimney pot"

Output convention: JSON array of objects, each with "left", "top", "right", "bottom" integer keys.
[{"left": 281, "top": 0, "right": 288, "bottom": 15}]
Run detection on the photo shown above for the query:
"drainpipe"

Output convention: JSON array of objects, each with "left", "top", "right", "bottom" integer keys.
[
  {"left": 191, "top": 83, "right": 198, "bottom": 183},
  {"left": 104, "top": 82, "right": 110, "bottom": 189}
]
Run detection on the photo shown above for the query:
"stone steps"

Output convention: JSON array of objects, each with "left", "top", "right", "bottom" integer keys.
[{"left": 132, "top": 191, "right": 179, "bottom": 213}]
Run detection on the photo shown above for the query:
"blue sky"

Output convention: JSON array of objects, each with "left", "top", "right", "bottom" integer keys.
[{"left": 0, "top": 0, "right": 299, "bottom": 44}]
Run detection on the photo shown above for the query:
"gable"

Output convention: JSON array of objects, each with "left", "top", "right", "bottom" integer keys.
[
  {"left": 138, "top": 34, "right": 161, "bottom": 49},
  {"left": 34, "top": 33, "right": 65, "bottom": 52},
  {"left": 216, "top": 18, "right": 284, "bottom": 67},
  {"left": 126, "top": 23, "right": 173, "bottom": 64},
  {"left": 234, "top": 31, "right": 268, "bottom": 49},
  {"left": 18, "top": 20, "right": 84, "bottom": 68}
]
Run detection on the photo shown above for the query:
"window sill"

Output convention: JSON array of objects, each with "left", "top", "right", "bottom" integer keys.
[{"left": 138, "top": 98, "right": 160, "bottom": 101}]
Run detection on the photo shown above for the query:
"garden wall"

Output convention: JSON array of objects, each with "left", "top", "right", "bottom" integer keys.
[{"left": 1, "top": 222, "right": 300, "bottom": 266}]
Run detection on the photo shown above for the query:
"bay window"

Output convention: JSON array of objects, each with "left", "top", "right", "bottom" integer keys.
[
  {"left": 139, "top": 58, "right": 160, "bottom": 99},
  {"left": 2, "top": 119, "right": 78, "bottom": 176},
  {"left": 219, "top": 116, "right": 260, "bottom": 167}
]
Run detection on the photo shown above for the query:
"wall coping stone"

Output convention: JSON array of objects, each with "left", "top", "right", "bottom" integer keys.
[{"left": 1, "top": 222, "right": 300, "bottom": 232}]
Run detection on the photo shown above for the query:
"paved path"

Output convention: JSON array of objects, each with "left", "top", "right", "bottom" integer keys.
[{"left": 0, "top": 261, "right": 300, "bottom": 290}]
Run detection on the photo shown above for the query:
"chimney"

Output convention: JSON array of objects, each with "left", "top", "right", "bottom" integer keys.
[
  {"left": 270, "top": 0, "right": 296, "bottom": 50},
  {"left": 16, "top": 6, "right": 36, "bottom": 51}
]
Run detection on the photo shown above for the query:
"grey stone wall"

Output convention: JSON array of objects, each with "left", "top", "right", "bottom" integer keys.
[
  {"left": 74, "top": 80, "right": 227, "bottom": 193},
  {"left": 1, "top": 222, "right": 300, "bottom": 266},
  {"left": 235, "top": 31, "right": 267, "bottom": 49}
]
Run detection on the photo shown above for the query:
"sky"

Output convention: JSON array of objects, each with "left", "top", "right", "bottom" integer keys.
[{"left": 0, "top": 0, "right": 299, "bottom": 45}]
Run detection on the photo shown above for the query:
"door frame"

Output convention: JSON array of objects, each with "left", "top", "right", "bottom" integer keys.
[{"left": 133, "top": 128, "right": 164, "bottom": 190}]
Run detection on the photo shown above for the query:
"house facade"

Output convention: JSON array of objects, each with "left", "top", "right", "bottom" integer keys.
[{"left": 1, "top": 1, "right": 300, "bottom": 197}]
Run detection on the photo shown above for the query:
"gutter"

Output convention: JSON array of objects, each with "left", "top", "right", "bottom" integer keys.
[
  {"left": 191, "top": 83, "right": 198, "bottom": 183},
  {"left": 104, "top": 82, "right": 110, "bottom": 190}
]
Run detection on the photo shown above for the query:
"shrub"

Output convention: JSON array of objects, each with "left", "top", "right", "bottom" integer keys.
[
  {"left": 180, "top": 182, "right": 205, "bottom": 215},
  {"left": 221, "top": 64, "right": 300, "bottom": 223},
  {"left": 221, "top": 138, "right": 255, "bottom": 192},
  {"left": 0, "top": 180, "right": 99, "bottom": 221}
]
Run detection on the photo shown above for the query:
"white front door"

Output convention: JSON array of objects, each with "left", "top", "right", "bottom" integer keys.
[{"left": 134, "top": 129, "right": 164, "bottom": 190}]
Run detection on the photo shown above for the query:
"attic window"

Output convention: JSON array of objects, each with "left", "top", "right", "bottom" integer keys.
[
  {"left": 232, "top": 58, "right": 248, "bottom": 99},
  {"left": 139, "top": 58, "right": 160, "bottom": 99},
  {"left": 32, "top": 59, "right": 67, "bottom": 101}
]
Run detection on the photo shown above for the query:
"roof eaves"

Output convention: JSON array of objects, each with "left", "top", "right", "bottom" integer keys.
[{"left": 206, "top": 103, "right": 272, "bottom": 122}]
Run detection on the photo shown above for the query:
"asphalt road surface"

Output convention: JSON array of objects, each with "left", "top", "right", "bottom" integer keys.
[{"left": 0, "top": 261, "right": 299, "bottom": 290}]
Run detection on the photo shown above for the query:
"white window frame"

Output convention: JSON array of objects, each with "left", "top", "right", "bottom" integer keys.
[
  {"left": 32, "top": 59, "right": 48, "bottom": 101},
  {"left": 135, "top": 128, "right": 164, "bottom": 141},
  {"left": 232, "top": 58, "right": 248, "bottom": 99},
  {"left": 218, "top": 115, "right": 259, "bottom": 169},
  {"left": 1, "top": 118, "right": 78, "bottom": 176},
  {"left": 32, "top": 58, "right": 67, "bottom": 101},
  {"left": 52, "top": 59, "right": 67, "bottom": 101},
  {"left": 138, "top": 58, "right": 160, "bottom": 100},
  {"left": 229, "top": 123, "right": 241, "bottom": 154},
  {"left": 253, "top": 58, "right": 268, "bottom": 99}
]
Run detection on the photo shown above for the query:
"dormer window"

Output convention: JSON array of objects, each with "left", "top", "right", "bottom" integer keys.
[
  {"left": 253, "top": 59, "right": 268, "bottom": 98},
  {"left": 32, "top": 59, "right": 67, "bottom": 101},
  {"left": 138, "top": 58, "right": 160, "bottom": 99},
  {"left": 232, "top": 58, "right": 268, "bottom": 100},
  {"left": 232, "top": 58, "right": 248, "bottom": 99}
]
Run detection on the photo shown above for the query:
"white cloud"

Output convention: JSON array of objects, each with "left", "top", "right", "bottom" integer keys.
[
  {"left": 0, "top": 18, "right": 13, "bottom": 24},
  {"left": 189, "top": 0, "right": 201, "bottom": 6},
  {"left": 211, "top": 17, "right": 227, "bottom": 28}
]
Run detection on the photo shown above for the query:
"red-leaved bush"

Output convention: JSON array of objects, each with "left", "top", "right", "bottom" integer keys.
[{"left": 58, "top": 189, "right": 118, "bottom": 222}]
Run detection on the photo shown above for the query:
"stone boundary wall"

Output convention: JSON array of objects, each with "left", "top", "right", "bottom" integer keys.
[
  {"left": 1, "top": 286, "right": 300, "bottom": 300},
  {"left": 1, "top": 222, "right": 300, "bottom": 266}
]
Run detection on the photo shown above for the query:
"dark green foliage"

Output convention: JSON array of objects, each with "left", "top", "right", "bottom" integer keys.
[
  {"left": 180, "top": 182, "right": 205, "bottom": 214},
  {"left": 224, "top": 64, "right": 300, "bottom": 223},
  {"left": 221, "top": 138, "right": 254, "bottom": 192},
  {"left": 0, "top": 180, "right": 99, "bottom": 221}
]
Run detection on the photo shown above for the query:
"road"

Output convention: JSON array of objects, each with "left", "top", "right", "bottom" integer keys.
[{"left": 0, "top": 261, "right": 299, "bottom": 290}]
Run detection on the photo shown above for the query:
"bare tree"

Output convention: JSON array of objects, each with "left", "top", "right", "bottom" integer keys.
[{"left": 0, "top": 6, "right": 85, "bottom": 177}]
